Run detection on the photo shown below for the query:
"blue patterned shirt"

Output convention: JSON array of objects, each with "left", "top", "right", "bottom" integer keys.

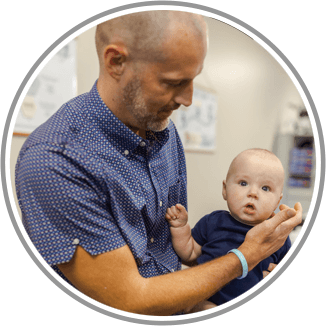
[{"left": 16, "top": 81, "right": 187, "bottom": 282}]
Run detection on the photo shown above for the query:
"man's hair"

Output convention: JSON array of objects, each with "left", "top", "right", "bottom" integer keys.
[{"left": 95, "top": 11, "right": 207, "bottom": 68}]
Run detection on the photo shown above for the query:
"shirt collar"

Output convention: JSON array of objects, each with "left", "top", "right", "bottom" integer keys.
[{"left": 85, "top": 81, "right": 170, "bottom": 155}]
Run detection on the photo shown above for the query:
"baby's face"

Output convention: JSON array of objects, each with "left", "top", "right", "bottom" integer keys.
[{"left": 222, "top": 153, "right": 284, "bottom": 226}]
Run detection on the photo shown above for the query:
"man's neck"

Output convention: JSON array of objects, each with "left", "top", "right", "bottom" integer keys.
[
  {"left": 97, "top": 78, "right": 147, "bottom": 139},
  {"left": 126, "top": 125, "right": 147, "bottom": 139}
]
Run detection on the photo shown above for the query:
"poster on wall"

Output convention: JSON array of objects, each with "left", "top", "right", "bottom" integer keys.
[
  {"left": 175, "top": 85, "right": 218, "bottom": 152},
  {"left": 14, "top": 40, "right": 77, "bottom": 136}
]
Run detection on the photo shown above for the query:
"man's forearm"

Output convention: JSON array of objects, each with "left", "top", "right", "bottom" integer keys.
[
  {"left": 58, "top": 244, "right": 245, "bottom": 316},
  {"left": 131, "top": 238, "right": 276, "bottom": 315},
  {"left": 135, "top": 251, "right": 244, "bottom": 315}
]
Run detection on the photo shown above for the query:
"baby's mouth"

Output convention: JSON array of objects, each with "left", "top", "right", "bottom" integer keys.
[{"left": 244, "top": 203, "right": 256, "bottom": 214}]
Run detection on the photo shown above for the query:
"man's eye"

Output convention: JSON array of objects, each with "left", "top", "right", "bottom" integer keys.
[
  {"left": 240, "top": 181, "right": 247, "bottom": 186},
  {"left": 167, "top": 82, "right": 182, "bottom": 87},
  {"left": 262, "top": 186, "right": 270, "bottom": 192}
]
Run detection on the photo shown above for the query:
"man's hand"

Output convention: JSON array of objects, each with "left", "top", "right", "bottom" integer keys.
[
  {"left": 239, "top": 202, "right": 302, "bottom": 271},
  {"left": 165, "top": 204, "right": 188, "bottom": 228}
]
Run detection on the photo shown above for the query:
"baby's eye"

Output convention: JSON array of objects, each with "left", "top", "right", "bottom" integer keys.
[
  {"left": 240, "top": 181, "right": 247, "bottom": 186},
  {"left": 262, "top": 186, "right": 270, "bottom": 192}
]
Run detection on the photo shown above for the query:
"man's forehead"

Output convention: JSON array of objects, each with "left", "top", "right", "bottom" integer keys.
[
  {"left": 157, "top": 64, "right": 204, "bottom": 80},
  {"left": 137, "top": 29, "right": 206, "bottom": 80}
]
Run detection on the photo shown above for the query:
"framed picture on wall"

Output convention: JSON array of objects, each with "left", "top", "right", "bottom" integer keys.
[
  {"left": 13, "top": 40, "right": 77, "bottom": 136},
  {"left": 175, "top": 84, "right": 218, "bottom": 152}
]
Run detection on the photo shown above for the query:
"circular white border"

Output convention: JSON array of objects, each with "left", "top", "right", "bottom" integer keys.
[{"left": 5, "top": 3, "right": 321, "bottom": 324}]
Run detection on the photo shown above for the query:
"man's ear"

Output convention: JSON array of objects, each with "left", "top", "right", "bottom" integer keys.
[
  {"left": 222, "top": 180, "right": 227, "bottom": 201},
  {"left": 103, "top": 44, "right": 128, "bottom": 80}
]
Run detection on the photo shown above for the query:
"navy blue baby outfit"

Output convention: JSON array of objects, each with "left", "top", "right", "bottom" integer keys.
[{"left": 192, "top": 210, "right": 291, "bottom": 306}]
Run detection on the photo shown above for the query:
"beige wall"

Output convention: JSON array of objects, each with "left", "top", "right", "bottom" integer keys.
[
  {"left": 10, "top": 17, "right": 304, "bottom": 226},
  {"left": 183, "top": 18, "right": 304, "bottom": 226}
]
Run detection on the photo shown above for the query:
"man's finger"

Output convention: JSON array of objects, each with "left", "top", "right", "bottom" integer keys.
[
  {"left": 294, "top": 202, "right": 302, "bottom": 212},
  {"left": 268, "top": 207, "right": 296, "bottom": 229},
  {"left": 279, "top": 204, "right": 290, "bottom": 211},
  {"left": 280, "top": 202, "right": 303, "bottom": 229}
]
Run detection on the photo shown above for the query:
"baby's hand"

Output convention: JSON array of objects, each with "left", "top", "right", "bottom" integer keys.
[{"left": 165, "top": 204, "right": 188, "bottom": 228}]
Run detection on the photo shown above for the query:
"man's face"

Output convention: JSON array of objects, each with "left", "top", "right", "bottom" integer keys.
[
  {"left": 222, "top": 154, "right": 284, "bottom": 226},
  {"left": 121, "top": 31, "right": 207, "bottom": 132}
]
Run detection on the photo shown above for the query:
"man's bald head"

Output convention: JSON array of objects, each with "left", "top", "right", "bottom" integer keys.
[{"left": 95, "top": 11, "right": 207, "bottom": 70}]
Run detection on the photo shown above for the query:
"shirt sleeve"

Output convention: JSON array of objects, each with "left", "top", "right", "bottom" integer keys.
[
  {"left": 191, "top": 214, "right": 209, "bottom": 247},
  {"left": 16, "top": 142, "right": 126, "bottom": 266}
]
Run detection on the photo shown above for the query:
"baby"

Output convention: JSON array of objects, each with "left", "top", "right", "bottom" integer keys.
[{"left": 166, "top": 148, "right": 291, "bottom": 310}]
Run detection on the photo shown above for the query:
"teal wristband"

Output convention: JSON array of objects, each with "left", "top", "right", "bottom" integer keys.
[{"left": 228, "top": 249, "right": 248, "bottom": 279}]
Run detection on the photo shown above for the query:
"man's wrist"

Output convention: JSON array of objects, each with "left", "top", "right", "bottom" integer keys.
[
  {"left": 236, "top": 244, "right": 260, "bottom": 272},
  {"left": 228, "top": 249, "right": 248, "bottom": 279}
]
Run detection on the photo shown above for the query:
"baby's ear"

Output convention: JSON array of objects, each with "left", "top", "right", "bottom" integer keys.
[
  {"left": 222, "top": 180, "right": 227, "bottom": 201},
  {"left": 274, "top": 193, "right": 283, "bottom": 211}
]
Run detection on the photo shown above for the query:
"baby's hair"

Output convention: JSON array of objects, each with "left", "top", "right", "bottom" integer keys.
[
  {"left": 226, "top": 148, "right": 283, "bottom": 181},
  {"left": 242, "top": 148, "right": 277, "bottom": 158}
]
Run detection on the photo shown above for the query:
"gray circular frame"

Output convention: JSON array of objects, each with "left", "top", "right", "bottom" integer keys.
[{"left": 1, "top": 1, "right": 325, "bottom": 325}]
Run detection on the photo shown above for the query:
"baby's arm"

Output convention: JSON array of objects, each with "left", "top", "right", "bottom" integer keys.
[{"left": 165, "top": 204, "right": 202, "bottom": 263}]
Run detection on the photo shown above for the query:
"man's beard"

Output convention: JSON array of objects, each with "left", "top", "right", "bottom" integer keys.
[{"left": 122, "top": 77, "right": 177, "bottom": 132}]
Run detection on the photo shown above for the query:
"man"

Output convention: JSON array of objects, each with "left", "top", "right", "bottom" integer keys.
[{"left": 16, "top": 11, "right": 302, "bottom": 315}]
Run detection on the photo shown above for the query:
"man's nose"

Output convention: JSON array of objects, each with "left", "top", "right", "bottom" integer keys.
[{"left": 174, "top": 82, "right": 193, "bottom": 107}]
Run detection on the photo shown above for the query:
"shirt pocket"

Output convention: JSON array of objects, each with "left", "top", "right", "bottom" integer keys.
[{"left": 168, "top": 178, "right": 181, "bottom": 207}]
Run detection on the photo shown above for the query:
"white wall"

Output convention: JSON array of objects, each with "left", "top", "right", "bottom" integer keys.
[{"left": 10, "top": 17, "right": 305, "bottom": 227}]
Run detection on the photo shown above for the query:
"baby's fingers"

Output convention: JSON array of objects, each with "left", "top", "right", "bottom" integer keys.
[
  {"left": 166, "top": 207, "right": 173, "bottom": 217},
  {"left": 165, "top": 212, "right": 177, "bottom": 222},
  {"left": 167, "top": 207, "right": 178, "bottom": 220},
  {"left": 171, "top": 205, "right": 179, "bottom": 217}
]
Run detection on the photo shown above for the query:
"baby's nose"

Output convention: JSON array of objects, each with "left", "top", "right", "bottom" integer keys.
[{"left": 247, "top": 187, "right": 258, "bottom": 199}]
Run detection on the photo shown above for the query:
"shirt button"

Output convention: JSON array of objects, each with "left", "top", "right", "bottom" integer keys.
[
  {"left": 150, "top": 238, "right": 154, "bottom": 243},
  {"left": 140, "top": 141, "right": 146, "bottom": 147},
  {"left": 159, "top": 201, "right": 163, "bottom": 207},
  {"left": 72, "top": 238, "right": 79, "bottom": 245},
  {"left": 124, "top": 150, "right": 129, "bottom": 155},
  {"left": 171, "top": 268, "right": 175, "bottom": 272}
]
